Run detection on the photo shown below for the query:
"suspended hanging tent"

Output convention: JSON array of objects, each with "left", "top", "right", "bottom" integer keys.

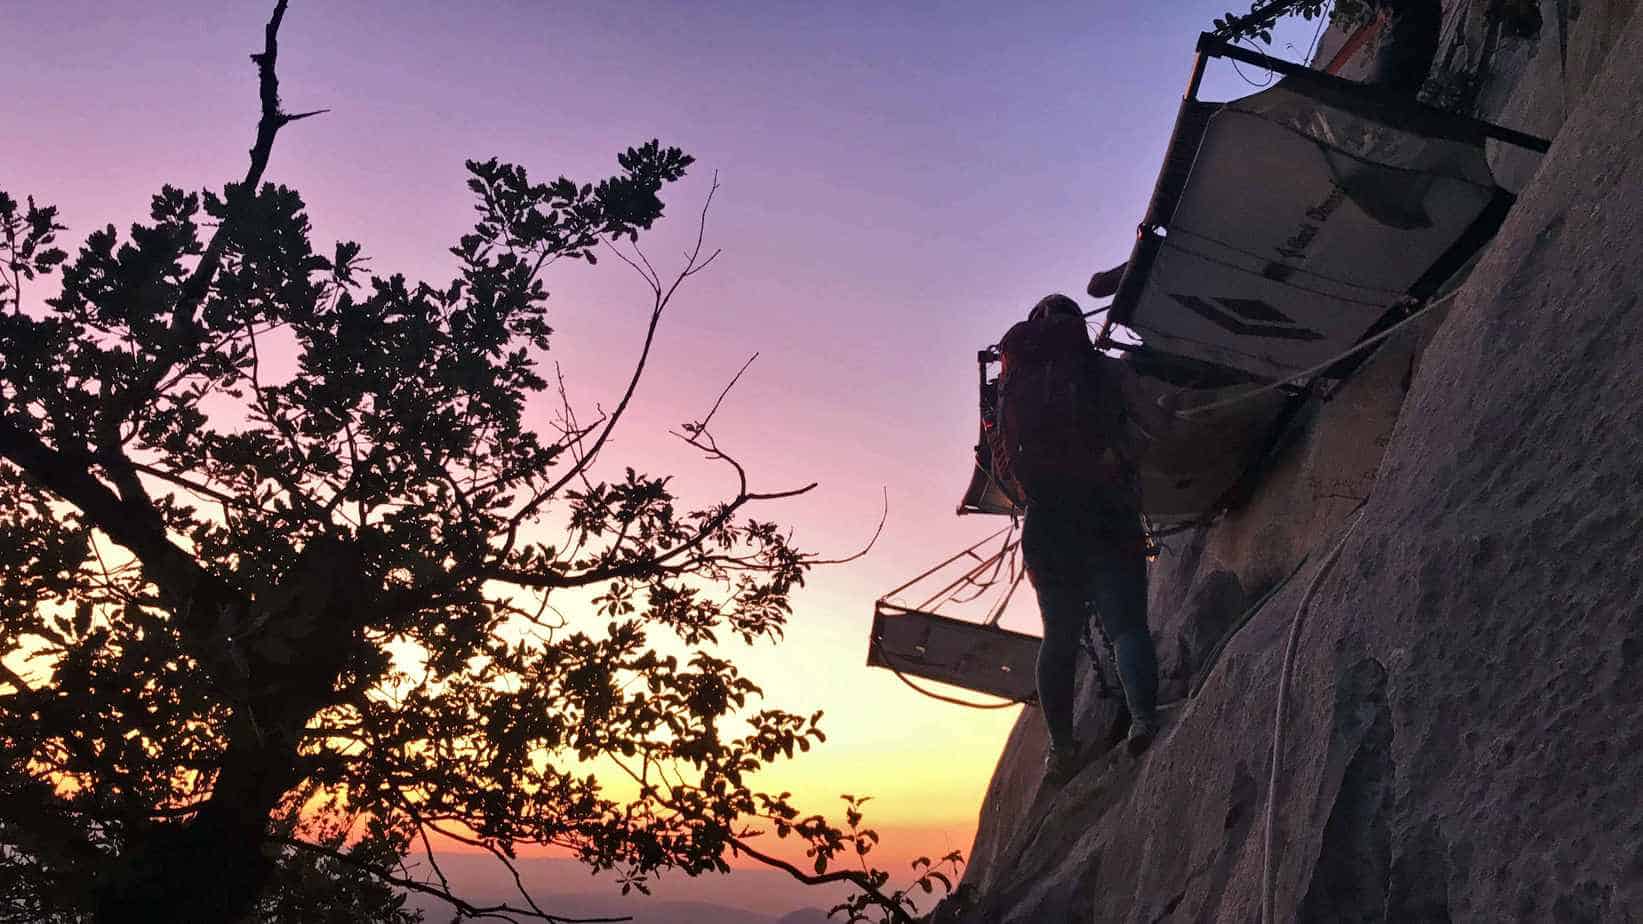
[
  {"left": 867, "top": 524, "right": 1040, "bottom": 705},
  {"left": 876, "top": 32, "right": 1549, "bottom": 702},
  {"left": 957, "top": 32, "right": 1549, "bottom": 524}
]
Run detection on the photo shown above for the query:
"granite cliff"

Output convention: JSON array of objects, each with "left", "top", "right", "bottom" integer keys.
[{"left": 943, "top": 2, "right": 1642, "bottom": 920}]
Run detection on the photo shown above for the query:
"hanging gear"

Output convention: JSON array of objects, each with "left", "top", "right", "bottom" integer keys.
[
  {"left": 1079, "top": 614, "right": 1123, "bottom": 701},
  {"left": 868, "top": 525, "right": 1041, "bottom": 709}
]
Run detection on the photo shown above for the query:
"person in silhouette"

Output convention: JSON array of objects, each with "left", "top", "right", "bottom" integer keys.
[{"left": 986, "top": 292, "right": 1162, "bottom": 785}]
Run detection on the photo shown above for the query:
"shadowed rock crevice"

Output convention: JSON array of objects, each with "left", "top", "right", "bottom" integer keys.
[
  {"left": 1551, "top": 879, "right": 1616, "bottom": 923},
  {"left": 1142, "top": 764, "right": 1262, "bottom": 924},
  {"left": 1191, "top": 765, "right": 1259, "bottom": 924},
  {"left": 1298, "top": 659, "right": 1393, "bottom": 923},
  {"left": 1388, "top": 820, "right": 1453, "bottom": 923},
  {"left": 1175, "top": 569, "right": 1247, "bottom": 690}
]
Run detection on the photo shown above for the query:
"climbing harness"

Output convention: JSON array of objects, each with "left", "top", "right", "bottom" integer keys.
[{"left": 1080, "top": 616, "right": 1124, "bottom": 702}]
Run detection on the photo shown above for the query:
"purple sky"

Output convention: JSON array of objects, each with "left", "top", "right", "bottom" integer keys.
[{"left": 3, "top": 0, "right": 1325, "bottom": 912}]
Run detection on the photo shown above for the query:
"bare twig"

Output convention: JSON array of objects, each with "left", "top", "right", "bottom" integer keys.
[
  {"left": 687, "top": 352, "right": 758, "bottom": 436},
  {"left": 415, "top": 818, "right": 554, "bottom": 920},
  {"left": 519, "top": 174, "right": 722, "bottom": 521},
  {"left": 268, "top": 835, "right": 630, "bottom": 924},
  {"left": 805, "top": 487, "right": 888, "bottom": 566}
]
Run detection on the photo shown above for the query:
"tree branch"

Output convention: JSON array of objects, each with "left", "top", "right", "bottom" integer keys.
[
  {"left": 482, "top": 474, "right": 816, "bottom": 592},
  {"left": 727, "top": 835, "right": 913, "bottom": 924},
  {"left": 502, "top": 175, "right": 723, "bottom": 551},
  {"left": 0, "top": 2, "right": 308, "bottom": 623},
  {"left": 268, "top": 836, "right": 632, "bottom": 924},
  {"left": 113, "top": 0, "right": 317, "bottom": 421},
  {"left": 0, "top": 778, "right": 108, "bottom": 882},
  {"left": 0, "top": 418, "right": 215, "bottom": 607},
  {"left": 686, "top": 351, "right": 757, "bottom": 437},
  {"left": 804, "top": 487, "right": 887, "bottom": 566}
]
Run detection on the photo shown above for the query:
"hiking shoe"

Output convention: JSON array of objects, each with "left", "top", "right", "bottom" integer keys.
[
  {"left": 1126, "top": 715, "right": 1160, "bottom": 756},
  {"left": 1043, "top": 742, "right": 1081, "bottom": 786}
]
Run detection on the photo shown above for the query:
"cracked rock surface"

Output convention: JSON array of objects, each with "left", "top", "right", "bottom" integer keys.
[{"left": 945, "top": 3, "right": 1643, "bottom": 920}]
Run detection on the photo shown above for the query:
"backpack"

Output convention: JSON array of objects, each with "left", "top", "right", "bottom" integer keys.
[{"left": 985, "top": 313, "right": 1123, "bottom": 503}]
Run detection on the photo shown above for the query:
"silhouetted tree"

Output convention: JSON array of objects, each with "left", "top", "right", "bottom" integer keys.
[
  {"left": 1211, "top": 0, "right": 1371, "bottom": 44},
  {"left": 0, "top": 4, "right": 953, "bottom": 922}
]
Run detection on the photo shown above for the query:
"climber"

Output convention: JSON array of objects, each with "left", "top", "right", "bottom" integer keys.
[{"left": 985, "top": 293, "right": 1164, "bottom": 785}]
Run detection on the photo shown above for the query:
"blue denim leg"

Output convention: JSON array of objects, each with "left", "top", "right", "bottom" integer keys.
[
  {"left": 1031, "top": 578, "right": 1087, "bottom": 751},
  {"left": 1023, "top": 496, "right": 1158, "bottom": 743},
  {"left": 1085, "top": 546, "right": 1158, "bottom": 725}
]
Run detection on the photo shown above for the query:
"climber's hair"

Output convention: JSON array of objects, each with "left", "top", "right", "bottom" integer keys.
[{"left": 1029, "top": 293, "right": 1083, "bottom": 322}]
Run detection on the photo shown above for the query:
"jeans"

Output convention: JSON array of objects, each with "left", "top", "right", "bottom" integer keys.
[{"left": 1022, "top": 492, "right": 1158, "bottom": 751}]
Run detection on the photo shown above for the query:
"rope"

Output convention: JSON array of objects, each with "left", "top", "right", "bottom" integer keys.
[
  {"left": 882, "top": 507, "right": 1330, "bottom": 716},
  {"left": 870, "top": 524, "right": 1031, "bottom": 710},
  {"left": 881, "top": 524, "right": 1011, "bottom": 602},
  {"left": 1106, "top": 540, "right": 1318, "bottom": 715},
  {"left": 1148, "top": 519, "right": 1211, "bottom": 540},
  {"left": 1176, "top": 288, "right": 1458, "bottom": 420},
  {"left": 970, "top": 449, "right": 1023, "bottom": 515},
  {"left": 1554, "top": 0, "right": 1569, "bottom": 87},
  {"left": 1259, "top": 507, "right": 1366, "bottom": 924},
  {"left": 914, "top": 532, "right": 1020, "bottom": 612},
  {"left": 1301, "top": 0, "right": 1331, "bottom": 65},
  {"left": 1231, "top": 34, "right": 1280, "bottom": 87},
  {"left": 1165, "top": 226, "right": 1406, "bottom": 297},
  {"left": 942, "top": 536, "right": 1017, "bottom": 608},
  {"left": 982, "top": 567, "right": 1027, "bottom": 628}
]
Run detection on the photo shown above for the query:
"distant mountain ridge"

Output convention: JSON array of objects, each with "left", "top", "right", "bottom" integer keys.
[
  {"left": 398, "top": 854, "right": 847, "bottom": 923},
  {"left": 406, "top": 891, "right": 832, "bottom": 923}
]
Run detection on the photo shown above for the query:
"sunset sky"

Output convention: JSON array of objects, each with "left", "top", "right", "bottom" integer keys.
[{"left": 4, "top": 0, "right": 1321, "bottom": 914}]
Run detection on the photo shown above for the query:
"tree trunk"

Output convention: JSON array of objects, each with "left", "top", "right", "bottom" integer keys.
[
  {"left": 94, "top": 729, "right": 304, "bottom": 923},
  {"left": 94, "top": 540, "right": 365, "bottom": 922}
]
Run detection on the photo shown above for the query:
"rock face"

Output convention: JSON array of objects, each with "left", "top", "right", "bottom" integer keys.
[{"left": 947, "top": 3, "right": 1643, "bottom": 921}]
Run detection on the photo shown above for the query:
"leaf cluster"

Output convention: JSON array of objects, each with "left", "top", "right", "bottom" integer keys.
[
  {"left": 1211, "top": 0, "right": 1372, "bottom": 45},
  {"left": 0, "top": 134, "right": 949, "bottom": 921}
]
